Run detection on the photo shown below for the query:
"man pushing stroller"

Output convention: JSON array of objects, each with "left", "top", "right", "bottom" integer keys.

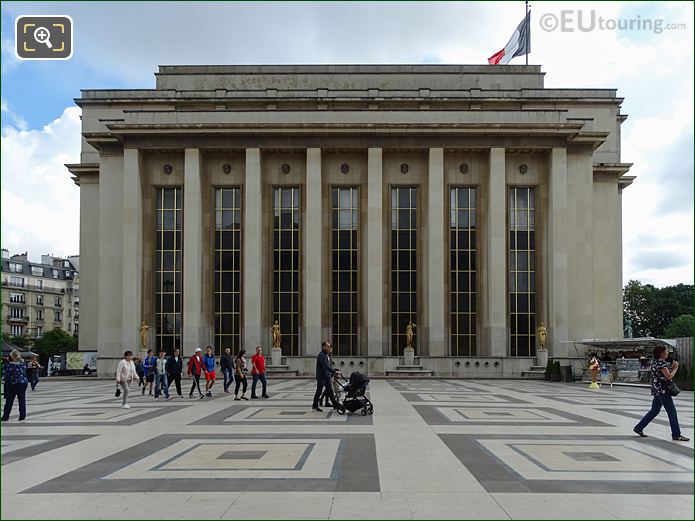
[{"left": 312, "top": 341, "right": 340, "bottom": 412}]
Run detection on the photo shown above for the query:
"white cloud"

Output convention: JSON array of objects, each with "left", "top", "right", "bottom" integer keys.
[
  {"left": 1, "top": 106, "right": 81, "bottom": 261},
  {"left": 1, "top": 99, "right": 28, "bottom": 130},
  {"left": 1, "top": 36, "right": 21, "bottom": 75}
]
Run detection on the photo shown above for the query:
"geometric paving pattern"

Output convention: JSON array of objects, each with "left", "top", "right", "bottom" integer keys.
[
  {"left": 597, "top": 407, "right": 695, "bottom": 428},
  {"left": 440, "top": 434, "right": 694, "bottom": 494},
  {"left": 1, "top": 378, "right": 693, "bottom": 519},
  {"left": 26, "top": 433, "right": 378, "bottom": 492},
  {"left": 413, "top": 405, "right": 613, "bottom": 426},
  {"left": 1, "top": 434, "right": 96, "bottom": 465},
  {"left": 192, "top": 404, "right": 373, "bottom": 425}
]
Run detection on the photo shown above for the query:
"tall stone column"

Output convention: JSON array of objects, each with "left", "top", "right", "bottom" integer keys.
[
  {"left": 122, "top": 148, "right": 143, "bottom": 351},
  {"left": 97, "top": 150, "right": 124, "bottom": 374},
  {"left": 78, "top": 171, "right": 99, "bottom": 353},
  {"left": 304, "top": 148, "right": 322, "bottom": 354},
  {"left": 366, "top": 148, "right": 384, "bottom": 356},
  {"left": 243, "top": 148, "right": 263, "bottom": 353},
  {"left": 182, "top": 149, "right": 204, "bottom": 356},
  {"left": 427, "top": 148, "right": 446, "bottom": 356},
  {"left": 548, "top": 148, "right": 569, "bottom": 356},
  {"left": 485, "top": 148, "right": 507, "bottom": 357}
]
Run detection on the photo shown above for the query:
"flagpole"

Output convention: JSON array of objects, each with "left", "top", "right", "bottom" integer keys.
[{"left": 525, "top": 1, "right": 529, "bottom": 65}]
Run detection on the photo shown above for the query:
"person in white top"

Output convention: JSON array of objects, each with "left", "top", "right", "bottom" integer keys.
[{"left": 116, "top": 350, "right": 137, "bottom": 409}]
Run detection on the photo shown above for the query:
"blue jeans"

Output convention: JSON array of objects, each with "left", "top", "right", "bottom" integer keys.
[
  {"left": 635, "top": 393, "right": 681, "bottom": 439},
  {"left": 154, "top": 373, "right": 169, "bottom": 399},
  {"left": 252, "top": 373, "right": 267, "bottom": 396},
  {"left": 222, "top": 368, "right": 234, "bottom": 392}
]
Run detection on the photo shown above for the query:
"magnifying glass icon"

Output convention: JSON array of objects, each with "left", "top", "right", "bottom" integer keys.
[{"left": 33, "top": 26, "right": 53, "bottom": 49}]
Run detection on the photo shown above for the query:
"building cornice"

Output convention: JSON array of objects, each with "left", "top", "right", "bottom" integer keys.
[
  {"left": 593, "top": 163, "right": 635, "bottom": 189},
  {"left": 65, "top": 163, "right": 99, "bottom": 186}
]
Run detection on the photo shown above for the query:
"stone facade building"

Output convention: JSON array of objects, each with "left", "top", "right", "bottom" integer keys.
[
  {"left": 67, "top": 65, "right": 633, "bottom": 376},
  {"left": 1, "top": 250, "right": 79, "bottom": 341}
]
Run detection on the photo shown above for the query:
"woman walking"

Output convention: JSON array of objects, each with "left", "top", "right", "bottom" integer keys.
[
  {"left": 2, "top": 350, "right": 28, "bottom": 422},
  {"left": 116, "top": 350, "right": 137, "bottom": 409},
  {"left": 634, "top": 345, "right": 689, "bottom": 441},
  {"left": 187, "top": 347, "right": 206, "bottom": 399},
  {"left": 27, "top": 356, "right": 43, "bottom": 391},
  {"left": 234, "top": 349, "right": 248, "bottom": 400}
]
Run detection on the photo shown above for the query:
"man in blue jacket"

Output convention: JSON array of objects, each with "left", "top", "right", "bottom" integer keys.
[
  {"left": 141, "top": 349, "right": 156, "bottom": 396},
  {"left": 312, "top": 341, "right": 338, "bottom": 411}
]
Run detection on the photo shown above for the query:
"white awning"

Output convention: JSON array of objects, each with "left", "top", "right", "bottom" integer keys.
[{"left": 574, "top": 338, "right": 677, "bottom": 351}]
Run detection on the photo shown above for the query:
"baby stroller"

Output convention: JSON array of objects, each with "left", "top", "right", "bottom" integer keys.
[{"left": 334, "top": 371, "right": 373, "bottom": 416}]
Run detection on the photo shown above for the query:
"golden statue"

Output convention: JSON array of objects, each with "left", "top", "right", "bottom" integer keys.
[
  {"left": 405, "top": 321, "right": 417, "bottom": 349},
  {"left": 537, "top": 322, "right": 548, "bottom": 350},
  {"left": 139, "top": 322, "right": 149, "bottom": 350},
  {"left": 271, "top": 320, "right": 282, "bottom": 349}
]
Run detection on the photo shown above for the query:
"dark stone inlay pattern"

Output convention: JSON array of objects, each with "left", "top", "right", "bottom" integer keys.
[
  {"left": 217, "top": 450, "right": 267, "bottom": 460},
  {"left": 414, "top": 405, "right": 612, "bottom": 427},
  {"left": 400, "top": 392, "right": 532, "bottom": 404},
  {"left": 191, "top": 404, "right": 373, "bottom": 425},
  {"left": 1, "top": 406, "right": 191, "bottom": 427},
  {"left": 562, "top": 451, "right": 620, "bottom": 462},
  {"left": 1, "top": 435, "right": 96, "bottom": 466},
  {"left": 23, "top": 433, "right": 379, "bottom": 493},
  {"left": 597, "top": 408, "right": 695, "bottom": 428},
  {"left": 439, "top": 433, "right": 693, "bottom": 495}
]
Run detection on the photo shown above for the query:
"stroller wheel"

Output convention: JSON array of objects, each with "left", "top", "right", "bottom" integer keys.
[
  {"left": 361, "top": 407, "right": 368, "bottom": 416},
  {"left": 367, "top": 404, "right": 374, "bottom": 415},
  {"left": 335, "top": 404, "right": 346, "bottom": 415}
]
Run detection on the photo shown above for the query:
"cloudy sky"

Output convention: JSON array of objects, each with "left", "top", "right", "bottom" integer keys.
[{"left": 1, "top": 1, "right": 693, "bottom": 287}]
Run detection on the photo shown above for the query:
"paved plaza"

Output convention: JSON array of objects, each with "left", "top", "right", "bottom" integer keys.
[{"left": 1, "top": 378, "right": 693, "bottom": 519}]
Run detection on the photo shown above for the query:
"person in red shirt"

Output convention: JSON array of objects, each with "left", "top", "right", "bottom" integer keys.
[
  {"left": 250, "top": 345, "right": 269, "bottom": 399},
  {"left": 187, "top": 347, "right": 206, "bottom": 399}
]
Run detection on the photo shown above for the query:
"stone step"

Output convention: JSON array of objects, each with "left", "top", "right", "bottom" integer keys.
[
  {"left": 521, "top": 369, "right": 547, "bottom": 379},
  {"left": 265, "top": 365, "right": 299, "bottom": 376},
  {"left": 529, "top": 365, "right": 547, "bottom": 371},
  {"left": 396, "top": 364, "right": 425, "bottom": 369},
  {"left": 386, "top": 368, "right": 434, "bottom": 376}
]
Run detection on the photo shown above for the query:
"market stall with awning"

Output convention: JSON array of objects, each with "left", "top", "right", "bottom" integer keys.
[{"left": 572, "top": 338, "right": 678, "bottom": 384}]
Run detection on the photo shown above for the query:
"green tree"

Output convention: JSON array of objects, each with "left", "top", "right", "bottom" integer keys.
[
  {"left": 623, "top": 280, "right": 658, "bottom": 337},
  {"left": 1, "top": 332, "right": 32, "bottom": 348},
  {"left": 33, "top": 328, "right": 77, "bottom": 365},
  {"left": 663, "top": 314, "right": 694, "bottom": 338},
  {"left": 654, "top": 285, "right": 694, "bottom": 335},
  {"left": 623, "top": 281, "right": 694, "bottom": 337}
]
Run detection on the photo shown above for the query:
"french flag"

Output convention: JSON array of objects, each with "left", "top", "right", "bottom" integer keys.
[{"left": 488, "top": 11, "right": 531, "bottom": 65}]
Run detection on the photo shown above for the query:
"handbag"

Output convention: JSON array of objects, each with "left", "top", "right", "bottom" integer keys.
[
  {"left": 665, "top": 380, "right": 680, "bottom": 397},
  {"left": 115, "top": 384, "right": 121, "bottom": 398}
]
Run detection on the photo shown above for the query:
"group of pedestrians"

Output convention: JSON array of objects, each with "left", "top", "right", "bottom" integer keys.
[
  {"left": 116, "top": 345, "right": 270, "bottom": 409},
  {"left": 1, "top": 343, "right": 691, "bottom": 444}
]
